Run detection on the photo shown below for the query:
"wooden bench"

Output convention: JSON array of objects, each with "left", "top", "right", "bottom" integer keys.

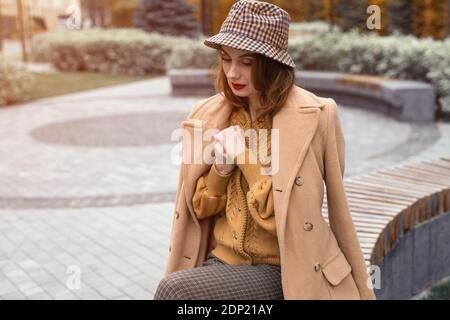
[
  {"left": 168, "top": 69, "right": 437, "bottom": 122},
  {"left": 321, "top": 157, "right": 450, "bottom": 298},
  {"left": 322, "top": 157, "right": 450, "bottom": 267}
]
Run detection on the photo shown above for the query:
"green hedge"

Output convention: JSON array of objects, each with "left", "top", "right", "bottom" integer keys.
[
  {"left": 288, "top": 30, "right": 450, "bottom": 113},
  {"left": 0, "top": 57, "right": 34, "bottom": 106},
  {"left": 166, "top": 41, "right": 217, "bottom": 70},
  {"left": 32, "top": 28, "right": 199, "bottom": 76},
  {"left": 289, "top": 21, "right": 341, "bottom": 35}
]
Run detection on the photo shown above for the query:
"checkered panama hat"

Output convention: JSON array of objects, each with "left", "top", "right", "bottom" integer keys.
[{"left": 204, "top": 0, "right": 296, "bottom": 68}]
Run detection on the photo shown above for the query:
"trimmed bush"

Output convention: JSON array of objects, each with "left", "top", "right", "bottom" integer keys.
[
  {"left": 289, "top": 21, "right": 341, "bottom": 36},
  {"left": 166, "top": 40, "right": 217, "bottom": 70},
  {"left": 288, "top": 30, "right": 450, "bottom": 113},
  {"left": 0, "top": 57, "right": 34, "bottom": 106},
  {"left": 32, "top": 28, "right": 192, "bottom": 76}
]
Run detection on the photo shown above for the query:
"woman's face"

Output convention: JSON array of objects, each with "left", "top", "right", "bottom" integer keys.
[{"left": 220, "top": 45, "right": 259, "bottom": 98}]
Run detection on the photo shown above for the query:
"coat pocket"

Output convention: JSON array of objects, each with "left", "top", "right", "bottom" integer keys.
[{"left": 321, "top": 249, "right": 352, "bottom": 286}]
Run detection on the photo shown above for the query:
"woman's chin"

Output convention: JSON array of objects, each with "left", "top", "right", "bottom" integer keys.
[{"left": 232, "top": 90, "right": 249, "bottom": 97}]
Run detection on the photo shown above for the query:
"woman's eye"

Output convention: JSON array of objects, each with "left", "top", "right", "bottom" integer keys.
[{"left": 221, "top": 57, "right": 251, "bottom": 66}]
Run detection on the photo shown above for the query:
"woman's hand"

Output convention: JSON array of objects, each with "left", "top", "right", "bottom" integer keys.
[{"left": 213, "top": 125, "right": 245, "bottom": 175}]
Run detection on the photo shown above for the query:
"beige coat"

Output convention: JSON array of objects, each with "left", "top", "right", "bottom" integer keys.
[{"left": 164, "top": 85, "right": 376, "bottom": 300}]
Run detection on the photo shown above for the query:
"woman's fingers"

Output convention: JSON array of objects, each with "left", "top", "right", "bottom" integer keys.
[
  {"left": 213, "top": 125, "right": 247, "bottom": 163},
  {"left": 214, "top": 141, "right": 226, "bottom": 164}
]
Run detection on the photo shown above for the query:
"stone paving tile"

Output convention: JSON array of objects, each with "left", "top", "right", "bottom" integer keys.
[
  {"left": 4, "top": 268, "right": 32, "bottom": 285},
  {"left": 0, "top": 278, "right": 17, "bottom": 296},
  {"left": 77, "top": 288, "right": 107, "bottom": 300},
  {"left": 54, "top": 291, "right": 80, "bottom": 300},
  {"left": 0, "top": 203, "right": 172, "bottom": 299},
  {"left": 120, "top": 284, "right": 152, "bottom": 300},
  {"left": 28, "top": 269, "right": 59, "bottom": 287},
  {"left": 27, "top": 292, "right": 53, "bottom": 300},
  {"left": 114, "top": 296, "right": 133, "bottom": 300},
  {"left": 16, "top": 281, "right": 45, "bottom": 297},
  {"left": 95, "top": 283, "right": 126, "bottom": 300},
  {"left": 102, "top": 273, "right": 135, "bottom": 288},
  {"left": 39, "top": 280, "right": 74, "bottom": 299},
  {"left": 1, "top": 290, "right": 27, "bottom": 300},
  {"left": 0, "top": 76, "right": 448, "bottom": 300}
]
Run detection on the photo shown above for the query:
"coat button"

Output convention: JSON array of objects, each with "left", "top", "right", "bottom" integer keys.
[
  {"left": 294, "top": 175, "right": 304, "bottom": 186},
  {"left": 314, "top": 262, "right": 321, "bottom": 272},
  {"left": 304, "top": 222, "right": 314, "bottom": 231},
  {"left": 175, "top": 211, "right": 180, "bottom": 219},
  {"left": 169, "top": 245, "right": 171, "bottom": 252}
]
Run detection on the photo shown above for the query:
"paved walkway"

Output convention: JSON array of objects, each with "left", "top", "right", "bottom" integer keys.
[{"left": 0, "top": 76, "right": 449, "bottom": 299}]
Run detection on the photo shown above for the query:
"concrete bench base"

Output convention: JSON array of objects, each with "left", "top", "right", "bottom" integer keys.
[
  {"left": 169, "top": 68, "right": 216, "bottom": 97},
  {"left": 168, "top": 69, "right": 437, "bottom": 122},
  {"left": 376, "top": 211, "right": 450, "bottom": 300}
]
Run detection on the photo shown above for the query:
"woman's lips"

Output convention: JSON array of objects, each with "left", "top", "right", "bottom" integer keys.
[{"left": 232, "top": 83, "right": 246, "bottom": 90}]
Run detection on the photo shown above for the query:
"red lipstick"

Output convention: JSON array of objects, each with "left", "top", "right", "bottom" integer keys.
[{"left": 232, "top": 83, "right": 246, "bottom": 90}]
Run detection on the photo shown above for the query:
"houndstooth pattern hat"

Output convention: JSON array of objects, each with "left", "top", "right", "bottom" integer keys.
[{"left": 204, "top": 0, "right": 296, "bottom": 68}]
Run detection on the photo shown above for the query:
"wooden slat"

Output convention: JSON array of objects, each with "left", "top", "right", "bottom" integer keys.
[
  {"left": 377, "top": 169, "right": 450, "bottom": 188},
  {"left": 325, "top": 194, "right": 407, "bottom": 210},
  {"left": 405, "top": 163, "right": 450, "bottom": 179},
  {"left": 364, "top": 173, "right": 438, "bottom": 193},
  {"left": 342, "top": 187, "right": 413, "bottom": 205},
  {"left": 321, "top": 159, "right": 450, "bottom": 266},
  {"left": 344, "top": 180, "right": 423, "bottom": 198}
]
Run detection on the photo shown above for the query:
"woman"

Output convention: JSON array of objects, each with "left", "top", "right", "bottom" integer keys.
[{"left": 154, "top": 0, "right": 376, "bottom": 300}]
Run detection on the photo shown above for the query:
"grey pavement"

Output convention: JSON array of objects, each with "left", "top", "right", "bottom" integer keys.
[{"left": 0, "top": 75, "right": 449, "bottom": 299}]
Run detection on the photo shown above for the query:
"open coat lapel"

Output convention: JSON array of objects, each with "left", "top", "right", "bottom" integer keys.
[
  {"left": 271, "top": 88, "right": 325, "bottom": 251},
  {"left": 179, "top": 103, "right": 233, "bottom": 264}
]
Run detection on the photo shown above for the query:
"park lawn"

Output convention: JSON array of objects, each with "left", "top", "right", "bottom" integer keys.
[{"left": 24, "top": 71, "right": 156, "bottom": 102}]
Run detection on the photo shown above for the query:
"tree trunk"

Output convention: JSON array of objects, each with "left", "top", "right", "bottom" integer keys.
[
  {"left": 446, "top": 0, "right": 450, "bottom": 37},
  {"left": 328, "top": 0, "right": 335, "bottom": 32},
  {"left": 0, "top": 2, "right": 3, "bottom": 52},
  {"left": 17, "top": 0, "right": 28, "bottom": 62}
]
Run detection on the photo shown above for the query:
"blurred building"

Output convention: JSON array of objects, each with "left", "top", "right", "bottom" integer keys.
[{"left": 0, "top": 0, "right": 81, "bottom": 38}]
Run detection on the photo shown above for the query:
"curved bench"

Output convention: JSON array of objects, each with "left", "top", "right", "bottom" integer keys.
[
  {"left": 322, "top": 157, "right": 450, "bottom": 299},
  {"left": 168, "top": 68, "right": 437, "bottom": 122},
  {"left": 296, "top": 71, "right": 437, "bottom": 123}
]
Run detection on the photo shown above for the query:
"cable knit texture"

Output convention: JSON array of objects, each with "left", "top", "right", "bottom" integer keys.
[{"left": 192, "top": 106, "right": 280, "bottom": 266}]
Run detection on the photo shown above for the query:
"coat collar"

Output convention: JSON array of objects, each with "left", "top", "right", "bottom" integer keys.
[{"left": 282, "top": 84, "right": 325, "bottom": 109}]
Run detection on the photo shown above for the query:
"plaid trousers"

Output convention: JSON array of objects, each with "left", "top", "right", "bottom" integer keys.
[{"left": 153, "top": 253, "right": 284, "bottom": 300}]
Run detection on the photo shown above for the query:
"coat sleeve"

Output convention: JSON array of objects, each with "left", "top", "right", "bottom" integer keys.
[
  {"left": 192, "top": 162, "right": 233, "bottom": 220},
  {"left": 237, "top": 148, "right": 276, "bottom": 236},
  {"left": 324, "top": 98, "right": 377, "bottom": 300}
]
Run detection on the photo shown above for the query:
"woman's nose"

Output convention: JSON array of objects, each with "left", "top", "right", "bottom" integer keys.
[{"left": 227, "top": 63, "right": 240, "bottom": 78}]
